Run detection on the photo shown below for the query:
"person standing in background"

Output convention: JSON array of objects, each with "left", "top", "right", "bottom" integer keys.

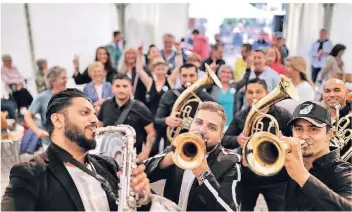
[
  {"left": 276, "top": 56, "right": 315, "bottom": 113},
  {"left": 318, "top": 44, "right": 346, "bottom": 83},
  {"left": 234, "top": 43, "right": 252, "bottom": 81},
  {"left": 106, "top": 31, "right": 123, "bottom": 69},
  {"left": 35, "top": 59, "right": 48, "bottom": 93},
  {"left": 73, "top": 46, "right": 117, "bottom": 85},
  {"left": 273, "top": 32, "right": 289, "bottom": 64},
  {"left": 191, "top": 29, "right": 210, "bottom": 60},
  {"left": 266, "top": 47, "right": 286, "bottom": 76},
  {"left": 161, "top": 33, "right": 181, "bottom": 72},
  {"left": 308, "top": 28, "right": 333, "bottom": 83},
  {"left": 252, "top": 30, "right": 271, "bottom": 51},
  {"left": 200, "top": 43, "right": 225, "bottom": 74}
]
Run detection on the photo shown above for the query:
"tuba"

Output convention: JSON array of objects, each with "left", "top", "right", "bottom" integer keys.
[
  {"left": 94, "top": 125, "right": 181, "bottom": 211},
  {"left": 166, "top": 63, "right": 222, "bottom": 141},
  {"left": 331, "top": 92, "right": 352, "bottom": 162},
  {"left": 243, "top": 75, "right": 299, "bottom": 176}
]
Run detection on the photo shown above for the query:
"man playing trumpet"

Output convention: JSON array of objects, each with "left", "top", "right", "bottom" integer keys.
[
  {"left": 145, "top": 101, "right": 241, "bottom": 211},
  {"left": 282, "top": 101, "right": 352, "bottom": 210}
]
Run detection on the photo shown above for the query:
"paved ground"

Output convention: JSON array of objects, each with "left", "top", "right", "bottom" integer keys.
[{"left": 1, "top": 142, "right": 268, "bottom": 211}]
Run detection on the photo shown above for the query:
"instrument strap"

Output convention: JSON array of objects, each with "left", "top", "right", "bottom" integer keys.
[
  {"left": 50, "top": 143, "right": 117, "bottom": 202},
  {"left": 115, "top": 100, "right": 135, "bottom": 126}
]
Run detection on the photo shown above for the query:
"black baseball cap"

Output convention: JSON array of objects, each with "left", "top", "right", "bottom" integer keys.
[{"left": 287, "top": 101, "right": 332, "bottom": 128}]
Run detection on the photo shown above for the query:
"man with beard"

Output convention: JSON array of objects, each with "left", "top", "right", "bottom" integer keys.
[
  {"left": 282, "top": 100, "right": 352, "bottom": 211},
  {"left": 1, "top": 89, "right": 151, "bottom": 211},
  {"left": 154, "top": 63, "right": 214, "bottom": 148},
  {"left": 145, "top": 101, "right": 241, "bottom": 211},
  {"left": 98, "top": 73, "right": 155, "bottom": 161}
]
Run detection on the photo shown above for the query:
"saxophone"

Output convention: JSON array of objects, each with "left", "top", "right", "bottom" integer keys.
[{"left": 94, "top": 125, "right": 181, "bottom": 211}]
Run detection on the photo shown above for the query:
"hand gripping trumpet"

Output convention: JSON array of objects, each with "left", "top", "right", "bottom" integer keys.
[{"left": 242, "top": 75, "right": 299, "bottom": 176}]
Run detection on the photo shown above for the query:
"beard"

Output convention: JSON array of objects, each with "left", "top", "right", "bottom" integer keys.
[{"left": 64, "top": 119, "right": 96, "bottom": 151}]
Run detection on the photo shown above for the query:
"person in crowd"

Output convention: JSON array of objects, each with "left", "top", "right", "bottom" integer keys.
[
  {"left": 174, "top": 52, "right": 205, "bottom": 88},
  {"left": 234, "top": 43, "right": 252, "bottom": 81},
  {"left": 136, "top": 45, "right": 181, "bottom": 116},
  {"left": 191, "top": 29, "right": 210, "bottom": 60},
  {"left": 1, "top": 78, "right": 17, "bottom": 120},
  {"left": 273, "top": 32, "right": 289, "bottom": 64},
  {"left": 161, "top": 33, "right": 184, "bottom": 72},
  {"left": 214, "top": 33, "right": 222, "bottom": 45},
  {"left": 322, "top": 78, "right": 351, "bottom": 122},
  {"left": 266, "top": 46, "right": 286, "bottom": 75},
  {"left": 276, "top": 56, "right": 315, "bottom": 113},
  {"left": 308, "top": 28, "right": 333, "bottom": 83},
  {"left": 154, "top": 63, "right": 214, "bottom": 147},
  {"left": 283, "top": 101, "right": 352, "bottom": 211},
  {"left": 211, "top": 62, "right": 253, "bottom": 130},
  {"left": 252, "top": 30, "right": 271, "bottom": 51},
  {"left": 247, "top": 49, "right": 280, "bottom": 92},
  {"left": 24, "top": 66, "right": 67, "bottom": 150},
  {"left": 210, "top": 65, "right": 235, "bottom": 130},
  {"left": 222, "top": 79, "right": 293, "bottom": 211},
  {"left": 106, "top": 31, "right": 123, "bottom": 69},
  {"left": 144, "top": 44, "right": 161, "bottom": 67},
  {"left": 98, "top": 73, "right": 155, "bottom": 161},
  {"left": 1, "top": 54, "right": 33, "bottom": 113},
  {"left": 318, "top": 44, "right": 346, "bottom": 83},
  {"left": 1, "top": 88, "right": 151, "bottom": 211},
  {"left": 83, "top": 62, "right": 113, "bottom": 113},
  {"left": 73, "top": 46, "right": 117, "bottom": 85},
  {"left": 35, "top": 59, "right": 48, "bottom": 93},
  {"left": 199, "top": 43, "right": 225, "bottom": 74},
  {"left": 145, "top": 101, "right": 241, "bottom": 211}
]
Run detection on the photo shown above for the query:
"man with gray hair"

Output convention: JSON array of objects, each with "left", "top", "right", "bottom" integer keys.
[
  {"left": 161, "top": 33, "right": 183, "bottom": 72},
  {"left": 24, "top": 66, "right": 67, "bottom": 149}
]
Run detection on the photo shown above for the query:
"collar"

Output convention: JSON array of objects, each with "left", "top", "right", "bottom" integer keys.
[
  {"left": 113, "top": 97, "right": 131, "bottom": 110},
  {"left": 317, "top": 39, "right": 329, "bottom": 43},
  {"left": 312, "top": 148, "right": 340, "bottom": 169}
]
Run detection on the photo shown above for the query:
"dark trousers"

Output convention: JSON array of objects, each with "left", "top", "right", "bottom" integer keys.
[
  {"left": 1, "top": 98, "right": 17, "bottom": 119},
  {"left": 240, "top": 181, "right": 287, "bottom": 211},
  {"left": 12, "top": 88, "right": 33, "bottom": 110},
  {"left": 311, "top": 66, "right": 321, "bottom": 83}
]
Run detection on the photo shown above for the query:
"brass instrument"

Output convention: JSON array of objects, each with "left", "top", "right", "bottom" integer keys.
[
  {"left": 331, "top": 92, "right": 352, "bottom": 162},
  {"left": 94, "top": 126, "right": 181, "bottom": 211},
  {"left": 243, "top": 75, "right": 299, "bottom": 176},
  {"left": 170, "top": 132, "right": 206, "bottom": 170},
  {"left": 166, "top": 63, "right": 222, "bottom": 141}
]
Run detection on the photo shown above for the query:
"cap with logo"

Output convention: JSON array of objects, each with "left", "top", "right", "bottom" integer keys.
[{"left": 287, "top": 100, "right": 332, "bottom": 127}]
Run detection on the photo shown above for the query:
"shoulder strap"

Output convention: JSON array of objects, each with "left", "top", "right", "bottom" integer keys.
[{"left": 115, "top": 100, "right": 135, "bottom": 125}]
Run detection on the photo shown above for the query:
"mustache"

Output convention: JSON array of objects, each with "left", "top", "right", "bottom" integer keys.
[{"left": 85, "top": 123, "right": 97, "bottom": 129}]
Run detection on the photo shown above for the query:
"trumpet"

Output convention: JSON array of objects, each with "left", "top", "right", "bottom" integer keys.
[
  {"left": 243, "top": 75, "right": 299, "bottom": 176},
  {"left": 170, "top": 132, "right": 206, "bottom": 170}
]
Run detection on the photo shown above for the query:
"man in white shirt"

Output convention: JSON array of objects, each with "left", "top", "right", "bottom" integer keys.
[{"left": 145, "top": 101, "right": 241, "bottom": 211}]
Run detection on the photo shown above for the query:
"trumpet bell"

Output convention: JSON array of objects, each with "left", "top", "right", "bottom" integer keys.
[
  {"left": 171, "top": 133, "right": 206, "bottom": 170},
  {"left": 244, "top": 132, "right": 287, "bottom": 176}
]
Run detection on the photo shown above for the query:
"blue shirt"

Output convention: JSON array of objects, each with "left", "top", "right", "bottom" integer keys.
[
  {"left": 309, "top": 40, "right": 333, "bottom": 68},
  {"left": 217, "top": 88, "right": 234, "bottom": 127},
  {"left": 248, "top": 66, "right": 280, "bottom": 91},
  {"left": 28, "top": 90, "right": 53, "bottom": 144},
  {"left": 252, "top": 40, "right": 271, "bottom": 51}
]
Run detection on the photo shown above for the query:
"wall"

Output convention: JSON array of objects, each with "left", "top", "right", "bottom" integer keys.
[
  {"left": 1, "top": 3, "right": 119, "bottom": 96},
  {"left": 330, "top": 3, "right": 352, "bottom": 74}
]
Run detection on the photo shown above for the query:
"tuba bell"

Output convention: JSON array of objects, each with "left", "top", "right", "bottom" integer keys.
[
  {"left": 166, "top": 63, "right": 222, "bottom": 141},
  {"left": 243, "top": 75, "right": 299, "bottom": 176}
]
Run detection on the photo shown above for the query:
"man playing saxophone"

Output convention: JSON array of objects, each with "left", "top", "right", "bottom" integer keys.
[
  {"left": 283, "top": 100, "right": 352, "bottom": 211},
  {"left": 145, "top": 101, "right": 241, "bottom": 211},
  {"left": 1, "top": 89, "right": 151, "bottom": 211},
  {"left": 222, "top": 78, "right": 293, "bottom": 211}
]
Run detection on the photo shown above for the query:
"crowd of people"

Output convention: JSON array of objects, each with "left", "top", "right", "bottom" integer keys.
[{"left": 1, "top": 27, "right": 351, "bottom": 211}]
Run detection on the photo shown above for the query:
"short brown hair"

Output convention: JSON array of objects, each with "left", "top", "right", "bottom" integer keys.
[{"left": 195, "top": 101, "right": 227, "bottom": 131}]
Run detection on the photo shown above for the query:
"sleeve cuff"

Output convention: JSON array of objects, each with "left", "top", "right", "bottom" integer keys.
[{"left": 301, "top": 175, "right": 323, "bottom": 198}]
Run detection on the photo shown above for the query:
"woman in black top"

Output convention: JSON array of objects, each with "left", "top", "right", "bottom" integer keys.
[
  {"left": 136, "top": 45, "right": 182, "bottom": 115},
  {"left": 73, "top": 46, "right": 117, "bottom": 84}
]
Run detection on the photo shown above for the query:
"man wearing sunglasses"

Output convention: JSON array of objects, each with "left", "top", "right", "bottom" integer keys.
[{"left": 282, "top": 100, "right": 352, "bottom": 211}]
